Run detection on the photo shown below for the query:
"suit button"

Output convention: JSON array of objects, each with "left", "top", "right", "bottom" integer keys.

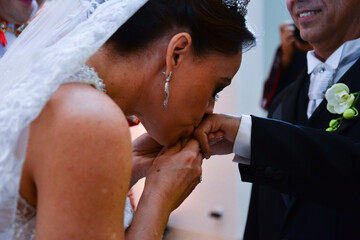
[{"left": 265, "top": 166, "right": 274, "bottom": 178}]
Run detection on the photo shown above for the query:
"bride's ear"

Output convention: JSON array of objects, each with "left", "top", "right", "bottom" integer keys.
[{"left": 164, "top": 32, "right": 192, "bottom": 75}]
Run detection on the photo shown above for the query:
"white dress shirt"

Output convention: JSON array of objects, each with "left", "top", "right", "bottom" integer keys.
[{"left": 233, "top": 37, "right": 360, "bottom": 164}]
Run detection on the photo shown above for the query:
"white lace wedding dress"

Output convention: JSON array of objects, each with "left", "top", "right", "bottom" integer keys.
[
  {"left": 0, "top": 0, "right": 147, "bottom": 239},
  {"left": 15, "top": 197, "right": 135, "bottom": 240},
  {"left": 15, "top": 197, "right": 135, "bottom": 239},
  {"left": 13, "top": 65, "right": 135, "bottom": 240}
]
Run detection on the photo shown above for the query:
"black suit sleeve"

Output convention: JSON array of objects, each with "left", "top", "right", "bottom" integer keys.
[
  {"left": 242, "top": 184, "right": 260, "bottom": 240},
  {"left": 239, "top": 116, "right": 360, "bottom": 211}
]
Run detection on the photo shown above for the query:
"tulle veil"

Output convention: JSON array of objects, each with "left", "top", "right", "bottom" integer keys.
[{"left": 0, "top": 0, "right": 148, "bottom": 238}]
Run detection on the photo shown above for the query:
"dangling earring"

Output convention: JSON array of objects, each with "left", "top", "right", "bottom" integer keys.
[{"left": 163, "top": 71, "right": 172, "bottom": 109}]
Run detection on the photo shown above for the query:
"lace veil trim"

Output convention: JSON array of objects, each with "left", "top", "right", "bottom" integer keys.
[{"left": 0, "top": 0, "right": 148, "bottom": 238}]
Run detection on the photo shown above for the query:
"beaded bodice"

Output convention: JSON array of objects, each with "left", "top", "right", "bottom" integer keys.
[
  {"left": 71, "top": 65, "right": 106, "bottom": 92},
  {"left": 14, "top": 197, "right": 36, "bottom": 240}
]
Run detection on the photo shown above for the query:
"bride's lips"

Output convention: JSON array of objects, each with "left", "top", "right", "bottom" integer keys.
[
  {"left": 18, "top": 0, "right": 33, "bottom": 7},
  {"left": 296, "top": 9, "right": 321, "bottom": 24}
]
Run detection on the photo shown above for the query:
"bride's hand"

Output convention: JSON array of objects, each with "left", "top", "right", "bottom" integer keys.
[
  {"left": 131, "top": 133, "right": 164, "bottom": 188},
  {"left": 194, "top": 114, "right": 241, "bottom": 159},
  {"left": 142, "top": 138, "right": 203, "bottom": 213}
]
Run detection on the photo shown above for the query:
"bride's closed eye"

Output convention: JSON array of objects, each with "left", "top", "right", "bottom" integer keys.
[
  {"left": 212, "top": 86, "right": 226, "bottom": 102},
  {"left": 213, "top": 78, "right": 232, "bottom": 101}
]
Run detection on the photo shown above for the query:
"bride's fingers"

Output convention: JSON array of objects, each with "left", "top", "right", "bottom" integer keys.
[
  {"left": 161, "top": 141, "right": 182, "bottom": 156},
  {"left": 181, "top": 138, "right": 200, "bottom": 152},
  {"left": 179, "top": 137, "right": 193, "bottom": 149},
  {"left": 181, "top": 140, "right": 202, "bottom": 174},
  {"left": 158, "top": 147, "right": 167, "bottom": 156},
  {"left": 196, "top": 152, "right": 204, "bottom": 165}
]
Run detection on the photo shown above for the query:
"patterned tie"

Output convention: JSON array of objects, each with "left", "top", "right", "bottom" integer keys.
[{"left": 307, "top": 64, "right": 336, "bottom": 118}]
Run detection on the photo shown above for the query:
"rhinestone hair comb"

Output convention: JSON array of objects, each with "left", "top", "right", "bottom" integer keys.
[{"left": 222, "top": 0, "right": 250, "bottom": 16}]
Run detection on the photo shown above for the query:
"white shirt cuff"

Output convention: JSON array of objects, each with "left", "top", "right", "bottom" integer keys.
[{"left": 232, "top": 115, "right": 252, "bottom": 165}]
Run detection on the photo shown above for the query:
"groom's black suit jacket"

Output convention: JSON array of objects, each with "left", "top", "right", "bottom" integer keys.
[{"left": 239, "top": 58, "right": 360, "bottom": 240}]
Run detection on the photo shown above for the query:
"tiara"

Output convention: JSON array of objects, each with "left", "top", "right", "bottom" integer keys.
[{"left": 222, "top": 0, "right": 250, "bottom": 16}]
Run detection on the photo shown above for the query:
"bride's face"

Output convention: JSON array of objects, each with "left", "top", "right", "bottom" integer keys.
[{"left": 139, "top": 51, "right": 242, "bottom": 147}]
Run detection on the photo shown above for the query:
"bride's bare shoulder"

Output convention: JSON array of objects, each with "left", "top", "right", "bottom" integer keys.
[
  {"left": 34, "top": 82, "right": 129, "bottom": 134},
  {"left": 43, "top": 82, "right": 127, "bottom": 126},
  {"left": 29, "top": 82, "right": 132, "bottom": 166},
  {"left": 30, "top": 82, "right": 130, "bottom": 149},
  {"left": 24, "top": 83, "right": 132, "bottom": 238}
]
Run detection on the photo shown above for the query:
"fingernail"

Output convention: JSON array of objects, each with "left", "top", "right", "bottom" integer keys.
[
  {"left": 215, "top": 136, "right": 224, "bottom": 142},
  {"left": 209, "top": 137, "right": 216, "bottom": 145}
]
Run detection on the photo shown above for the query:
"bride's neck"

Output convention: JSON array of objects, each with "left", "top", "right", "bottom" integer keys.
[{"left": 86, "top": 46, "right": 162, "bottom": 116}]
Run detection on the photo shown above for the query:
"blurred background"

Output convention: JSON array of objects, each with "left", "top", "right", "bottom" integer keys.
[{"left": 130, "top": 1, "right": 293, "bottom": 240}]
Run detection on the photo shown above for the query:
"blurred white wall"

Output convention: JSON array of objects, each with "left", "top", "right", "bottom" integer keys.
[
  {"left": 131, "top": 1, "right": 292, "bottom": 239},
  {"left": 263, "top": 0, "right": 292, "bottom": 75}
]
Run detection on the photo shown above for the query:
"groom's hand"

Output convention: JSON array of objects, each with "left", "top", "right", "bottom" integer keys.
[{"left": 194, "top": 114, "right": 241, "bottom": 159}]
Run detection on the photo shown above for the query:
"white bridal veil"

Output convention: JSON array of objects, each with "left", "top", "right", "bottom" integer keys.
[{"left": 0, "top": 0, "right": 148, "bottom": 238}]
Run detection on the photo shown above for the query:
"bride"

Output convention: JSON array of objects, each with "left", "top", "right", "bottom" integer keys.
[{"left": 0, "top": 0, "right": 255, "bottom": 239}]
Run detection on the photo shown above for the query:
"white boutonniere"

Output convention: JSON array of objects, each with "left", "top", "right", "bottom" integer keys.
[{"left": 325, "top": 83, "right": 359, "bottom": 132}]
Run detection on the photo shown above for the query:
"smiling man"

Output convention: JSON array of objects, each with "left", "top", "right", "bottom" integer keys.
[
  {"left": 0, "top": 0, "right": 45, "bottom": 57},
  {"left": 194, "top": 0, "right": 360, "bottom": 239}
]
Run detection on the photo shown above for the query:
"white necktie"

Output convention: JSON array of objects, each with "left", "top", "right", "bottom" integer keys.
[{"left": 307, "top": 64, "right": 336, "bottom": 118}]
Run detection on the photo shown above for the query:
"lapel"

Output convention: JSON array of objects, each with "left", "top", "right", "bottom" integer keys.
[
  {"left": 282, "top": 58, "right": 360, "bottom": 228},
  {"left": 280, "top": 71, "right": 310, "bottom": 225},
  {"left": 269, "top": 70, "right": 310, "bottom": 219},
  {"left": 282, "top": 70, "right": 308, "bottom": 124},
  {"left": 270, "top": 69, "right": 309, "bottom": 123}
]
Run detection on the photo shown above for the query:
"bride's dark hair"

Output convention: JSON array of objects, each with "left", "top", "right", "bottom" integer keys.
[{"left": 107, "top": 0, "right": 255, "bottom": 56}]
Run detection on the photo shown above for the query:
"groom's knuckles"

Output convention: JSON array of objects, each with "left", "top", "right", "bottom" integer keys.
[
  {"left": 193, "top": 130, "right": 207, "bottom": 144},
  {"left": 194, "top": 119, "right": 212, "bottom": 136},
  {"left": 193, "top": 131, "right": 209, "bottom": 150}
]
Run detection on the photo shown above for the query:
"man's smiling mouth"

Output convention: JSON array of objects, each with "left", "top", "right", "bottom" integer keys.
[{"left": 298, "top": 10, "right": 321, "bottom": 18}]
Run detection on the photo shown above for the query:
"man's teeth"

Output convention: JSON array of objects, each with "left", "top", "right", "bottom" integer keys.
[{"left": 299, "top": 11, "right": 319, "bottom": 18}]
